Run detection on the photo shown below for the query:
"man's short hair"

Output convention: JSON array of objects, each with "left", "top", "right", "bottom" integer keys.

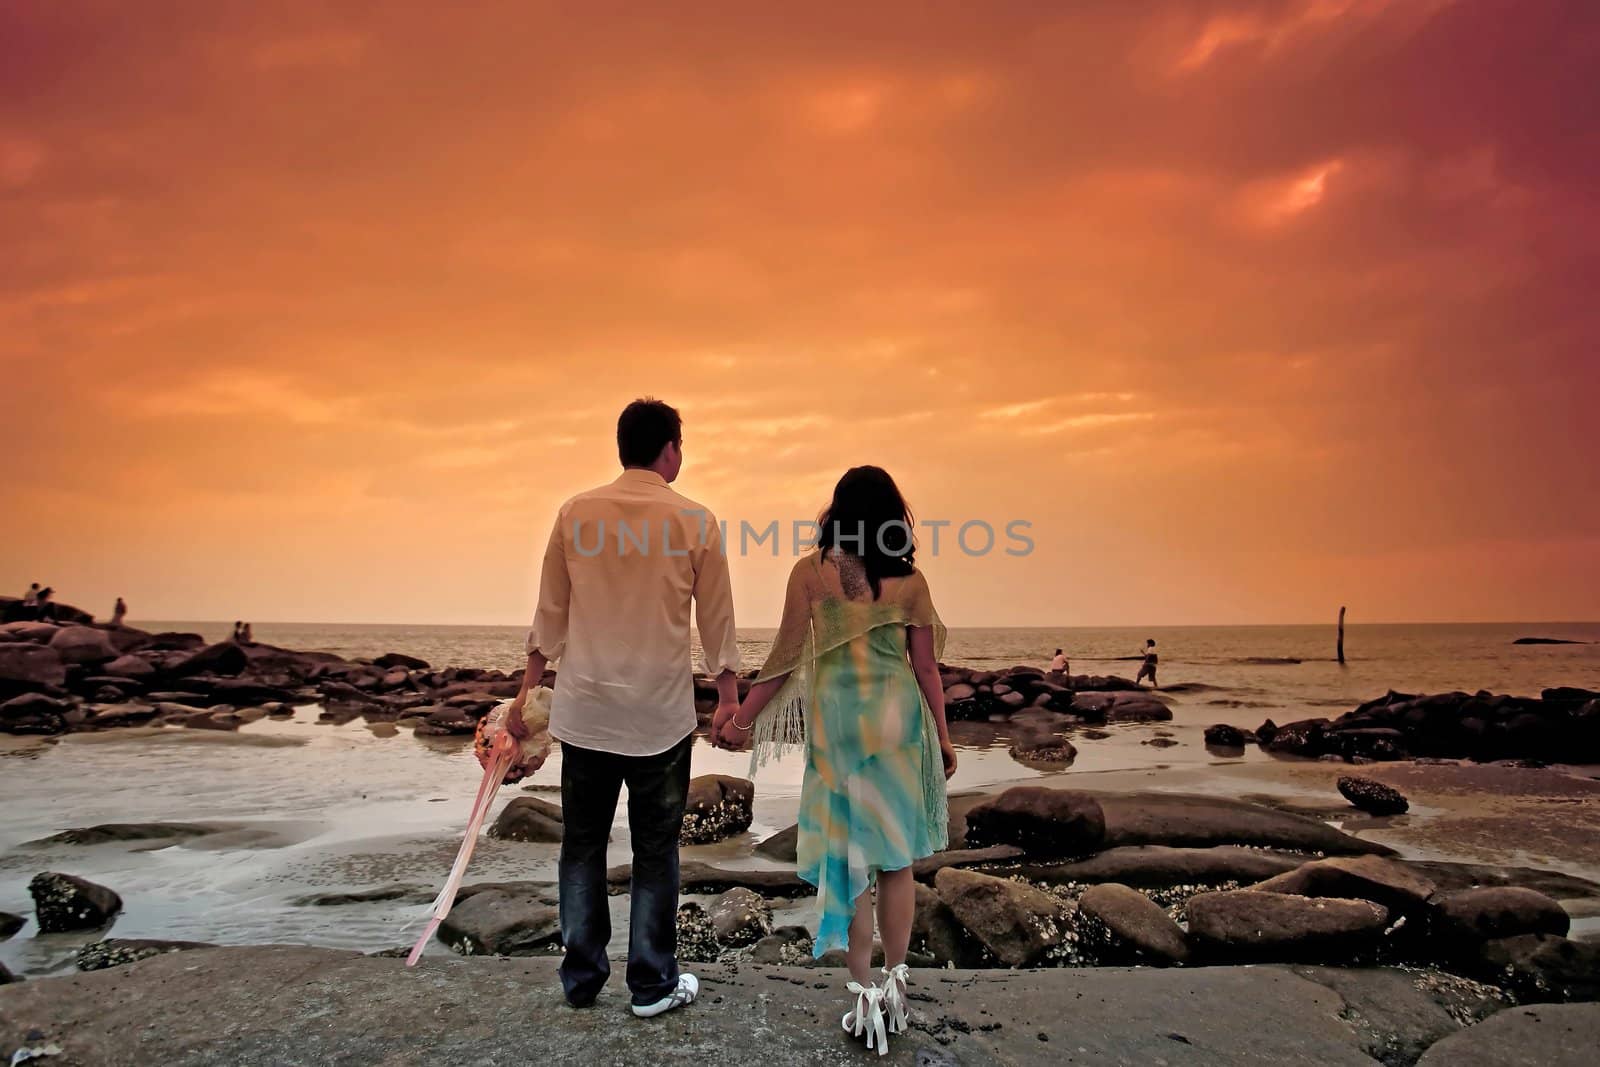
[{"left": 617, "top": 398, "right": 683, "bottom": 468}]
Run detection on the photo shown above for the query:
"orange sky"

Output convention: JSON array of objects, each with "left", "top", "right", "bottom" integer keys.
[{"left": 3, "top": 0, "right": 1597, "bottom": 628}]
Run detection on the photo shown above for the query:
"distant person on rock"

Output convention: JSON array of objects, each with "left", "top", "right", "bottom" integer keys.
[
  {"left": 21, "top": 583, "right": 41, "bottom": 620},
  {"left": 715, "top": 465, "right": 955, "bottom": 1057},
  {"left": 1049, "top": 647, "right": 1068, "bottom": 674},
  {"left": 1136, "top": 638, "right": 1159, "bottom": 687},
  {"left": 111, "top": 597, "right": 127, "bottom": 627},
  {"left": 35, "top": 587, "right": 57, "bottom": 622},
  {"left": 504, "top": 397, "right": 739, "bottom": 1020},
  {"left": 232, "top": 621, "right": 244, "bottom": 642},
  {"left": 241, "top": 622, "right": 253, "bottom": 644}
]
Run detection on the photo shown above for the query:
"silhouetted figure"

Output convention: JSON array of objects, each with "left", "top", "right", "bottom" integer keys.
[
  {"left": 232, "top": 621, "right": 244, "bottom": 642},
  {"left": 35, "top": 587, "right": 57, "bottom": 622},
  {"left": 1135, "top": 639, "right": 1158, "bottom": 687},
  {"left": 111, "top": 597, "right": 127, "bottom": 627},
  {"left": 21, "top": 583, "right": 41, "bottom": 620},
  {"left": 1048, "top": 647, "right": 1068, "bottom": 674},
  {"left": 241, "top": 622, "right": 253, "bottom": 644}
]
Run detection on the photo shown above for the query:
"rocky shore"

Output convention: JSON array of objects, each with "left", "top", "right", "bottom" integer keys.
[
  {"left": 3, "top": 945, "right": 1599, "bottom": 1065},
  {"left": 6, "top": 608, "right": 1600, "bottom": 1063},
  {"left": 0, "top": 613, "right": 527, "bottom": 737},
  {"left": 6, "top": 611, "right": 1595, "bottom": 776},
  {"left": 1226, "top": 688, "right": 1600, "bottom": 765},
  {"left": 0, "top": 611, "right": 1170, "bottom": 745},
  {"left": 8, "top": 779, "right": 1597, "bottom": 1003}
]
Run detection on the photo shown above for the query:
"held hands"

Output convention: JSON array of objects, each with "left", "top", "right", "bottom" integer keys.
[{"left": 710, "top": 699, "right": 750, "bottom": 751}]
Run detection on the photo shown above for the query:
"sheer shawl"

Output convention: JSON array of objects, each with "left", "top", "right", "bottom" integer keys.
[{"left": 748, "top": 550, "right": 949, "bottom": 843}]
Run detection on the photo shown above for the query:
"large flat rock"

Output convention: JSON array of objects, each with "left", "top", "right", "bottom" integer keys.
[
  {"left": 1415, "top": 1004, "right": 1600, "bottom": 1066},
  {"left": 0, "top": 946, "right": 1498, "bottom": 1065},
  {"left": 1004, "top": 844, "right": 1305, "bottom": 888},
  {"left": 1187, "top": 890, "right": 1389, "bottom": 961},
  {"left": 1410, "top": 860, "right": 1600, "bottom": 901},
  {"left": 605, "top": 860, "right": 813, "bottom": 898},
  {"left": 1093, "top": 791, "right": 1395, "bottom": 856},
  {"left": 1253, "top": 856, "right": 1438, "bottom": 916}
]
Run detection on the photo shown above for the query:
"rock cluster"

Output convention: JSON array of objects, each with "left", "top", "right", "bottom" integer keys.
[
  {"left": 0, "top": 619, "right": 528, "bottom": 739},
  {"left": 1215, "top": 687, "right": 1600, "bottom": 766},
  {"left": 903, "top": 786, "right": 1596, "bottom": 1001},
  {"left": 671, "top": 891, "right": 793, "bottom": 963},
  {"left": 674, "top": 783, "right": 1596, "bottom": 1001},
  {"left": 933, "top": 664, "right": 1169, "bottom": 726}
]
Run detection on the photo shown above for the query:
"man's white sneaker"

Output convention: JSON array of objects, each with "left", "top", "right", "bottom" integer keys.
[{"left": 631, "top": 973, "right": 699, "bottom": 1018}]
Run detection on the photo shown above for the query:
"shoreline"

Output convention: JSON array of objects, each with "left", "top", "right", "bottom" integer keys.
[{"left": 5, "top": 617, "right": 1600, "bottom": 1016}]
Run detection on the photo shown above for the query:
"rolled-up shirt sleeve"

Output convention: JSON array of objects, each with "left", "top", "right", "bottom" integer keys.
[
  {"left": 692, "top": 511, "right": 739, "bottom": 675},
  {"left": 525, "top": 509, "right": 570, "bottom": 660}
]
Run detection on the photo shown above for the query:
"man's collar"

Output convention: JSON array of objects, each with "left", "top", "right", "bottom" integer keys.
[{"left": 617, "top": 468, "right": 669, "bottom": 487}]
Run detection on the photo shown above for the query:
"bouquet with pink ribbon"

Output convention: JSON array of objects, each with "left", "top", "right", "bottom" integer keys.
[{"left": 405, "top": 687, "right": 552, "bottom": 966}]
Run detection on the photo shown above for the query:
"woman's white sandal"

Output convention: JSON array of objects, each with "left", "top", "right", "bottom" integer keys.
[
  {"left": 842, "top": 980, "right": 890, "bottom": 1056},
  {"left": 880, "top": 963, "right": 911, "bottom": 1034}
]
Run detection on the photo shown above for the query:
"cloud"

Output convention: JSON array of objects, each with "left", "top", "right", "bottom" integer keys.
[
  {"left": 1238, "top": 159, "right": 1346, "bottom": 226},
  {"left": 117, "top": 372, "right": 357, "bottom": 425},
  {"left": 1024, "top": 412, "right": 1157, "bottom": 435},
  {"left": 1, "top": 0, "right": 1595, "bottom": 624},
  {"left": 1175, "top": 0, "right": 1369, "bottom": 72}
]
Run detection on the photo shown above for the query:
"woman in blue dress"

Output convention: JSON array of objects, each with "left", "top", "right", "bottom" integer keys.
[{"left": 715, "top": 466, "right": 956, "bottom": 1055}]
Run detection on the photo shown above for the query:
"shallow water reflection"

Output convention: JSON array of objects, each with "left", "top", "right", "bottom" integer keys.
[{"left": 0, "top": 695, "right": 1551, "bottom": 978}]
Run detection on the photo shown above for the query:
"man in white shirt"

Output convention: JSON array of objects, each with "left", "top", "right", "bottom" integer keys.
[{"left": 507, "top": 398, "right": 739, "bottom": 1018}]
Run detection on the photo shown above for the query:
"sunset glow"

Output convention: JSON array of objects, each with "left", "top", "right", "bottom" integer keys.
[{"left": 2, "top": 0, "right": 1596, "bottom": 627}]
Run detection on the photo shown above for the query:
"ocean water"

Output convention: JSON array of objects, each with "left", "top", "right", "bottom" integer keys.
[
  {"left": 2, "top": 621, "right": 1596, "bottom": 977},
  {"left": 146, "top": 619, "right": 1600, "bottom": 725}
]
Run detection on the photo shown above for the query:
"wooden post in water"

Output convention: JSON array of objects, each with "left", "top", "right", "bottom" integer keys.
[{"left": 1337, "top": 606, "right": 1347, "bottom": 665}]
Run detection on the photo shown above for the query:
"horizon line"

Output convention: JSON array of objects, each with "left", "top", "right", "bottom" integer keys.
[{"left": 126, "top": 618, "right": 1600, "bottom": 631}]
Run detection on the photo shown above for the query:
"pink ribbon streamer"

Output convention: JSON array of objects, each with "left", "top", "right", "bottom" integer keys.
[{"left": 405, "top": 732, "right": 516, "bottom": 967}]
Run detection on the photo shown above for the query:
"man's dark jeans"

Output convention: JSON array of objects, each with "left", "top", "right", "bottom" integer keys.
[{"left": 558, "top": 731, "right": 692, "bottom": 1007}]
